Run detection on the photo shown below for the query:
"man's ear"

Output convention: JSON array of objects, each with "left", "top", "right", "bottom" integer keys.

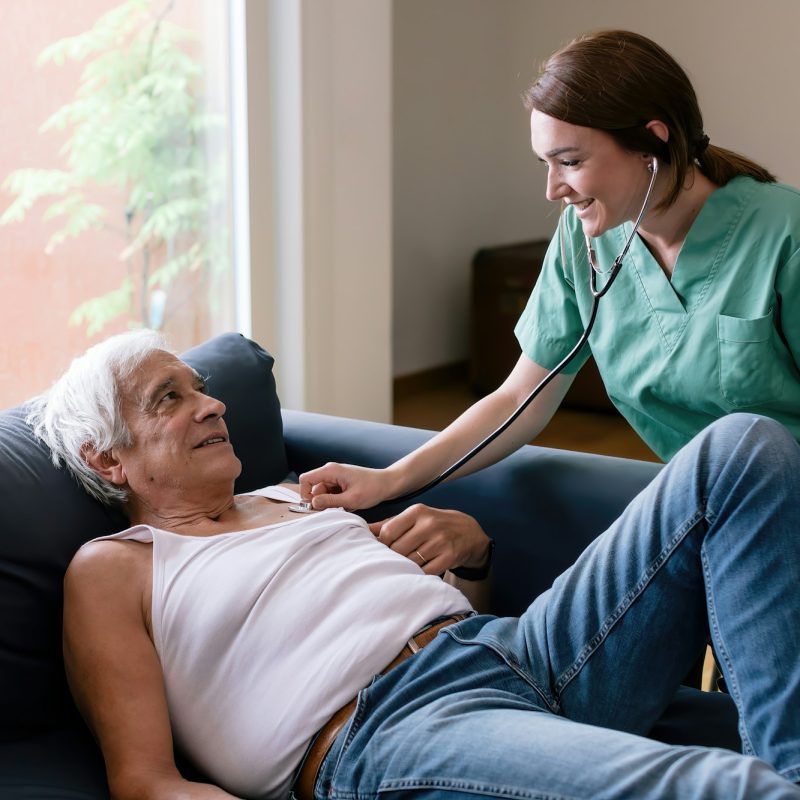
[{"left": 81, "top": 445, "right": 126, "bottom": 486}]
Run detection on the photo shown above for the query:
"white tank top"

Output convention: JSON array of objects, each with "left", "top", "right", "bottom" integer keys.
[{"left": 93, "top": 488, "right": 471, "bottom": 799}]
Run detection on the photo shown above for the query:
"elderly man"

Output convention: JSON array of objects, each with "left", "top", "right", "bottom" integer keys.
[{"left": 28, "top": 330, "right": 800, "bottom": 800}]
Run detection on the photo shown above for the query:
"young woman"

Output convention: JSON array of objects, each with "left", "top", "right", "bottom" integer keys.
[{"left": 300, "top": 30, "right": 800, "bottom": 573}]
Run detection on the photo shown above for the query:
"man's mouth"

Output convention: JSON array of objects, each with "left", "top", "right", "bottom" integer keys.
[{"left": 194, "top": 435, "right": 228, "bottom": 449}]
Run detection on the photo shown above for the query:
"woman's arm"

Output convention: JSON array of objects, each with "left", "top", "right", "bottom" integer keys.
[{"left": 300, "top": 354, "right": 574, "bottom": 511}]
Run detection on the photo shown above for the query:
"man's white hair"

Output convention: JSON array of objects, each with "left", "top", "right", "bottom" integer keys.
[{"left": 26, "top": 329, "right": 169, "bottom": 507}]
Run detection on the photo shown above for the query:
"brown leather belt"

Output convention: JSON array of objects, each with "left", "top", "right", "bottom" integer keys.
[{"left": 293, "top": 614, "right": 468, "bottom": 800}]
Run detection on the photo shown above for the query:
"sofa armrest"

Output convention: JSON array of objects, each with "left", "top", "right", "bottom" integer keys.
[{"left": 282, "top": 409, "right": 662, "bottom": 616}]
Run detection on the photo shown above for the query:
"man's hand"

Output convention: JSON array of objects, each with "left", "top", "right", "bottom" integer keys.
[
  {"left": 299, "top": 463, "right": 397, "bottom": 511},
  {"left": 368, "top": 504, "right": 491, "bottom": 576}
]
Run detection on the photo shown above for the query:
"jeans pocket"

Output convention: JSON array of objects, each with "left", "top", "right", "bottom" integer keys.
[{"left": 717, "top": 310, "right": 784, "bottom": 407}]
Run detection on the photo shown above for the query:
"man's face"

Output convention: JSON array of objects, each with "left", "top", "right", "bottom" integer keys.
[{"left": 113, "top": 351, "right": 242, "bottom": 498}]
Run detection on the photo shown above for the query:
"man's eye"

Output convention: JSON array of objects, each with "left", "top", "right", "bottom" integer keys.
[{"left": 161, "top": 391, "right": 178, "bottom": 403}]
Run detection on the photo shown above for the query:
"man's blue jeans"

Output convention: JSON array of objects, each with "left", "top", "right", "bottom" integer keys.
[{"left": 315, "top": 414, "right": 800, "bottom": 799}]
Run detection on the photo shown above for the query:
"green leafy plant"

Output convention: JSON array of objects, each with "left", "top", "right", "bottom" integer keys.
[{"left": 0, "top": 0, "right": 228, "bottom": 335}]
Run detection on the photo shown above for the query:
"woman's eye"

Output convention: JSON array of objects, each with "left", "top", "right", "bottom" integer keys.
[{"left": 560, "top": 159, "right": 580, "bottom": 168}]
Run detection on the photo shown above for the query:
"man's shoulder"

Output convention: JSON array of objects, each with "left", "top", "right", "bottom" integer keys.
[{"left": 66, "top": 537, "right": 151, "bottom": 595}]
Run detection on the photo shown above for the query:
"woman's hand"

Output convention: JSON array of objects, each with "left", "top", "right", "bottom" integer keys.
[
  {"left": 368, "top": 504, "right": 492, "bottom": 576},
  {"left": 298, "top": 463, "right": 397, "bottom": 511}
]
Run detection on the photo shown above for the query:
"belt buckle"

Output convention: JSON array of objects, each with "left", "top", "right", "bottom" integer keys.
[{"left": 407, "top": 613, "right": 463, "bottom": 653}]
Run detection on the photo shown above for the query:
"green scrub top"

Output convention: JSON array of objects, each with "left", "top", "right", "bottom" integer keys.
[{"left": 515, "top": 176, "right": 800, "bottom": 461}]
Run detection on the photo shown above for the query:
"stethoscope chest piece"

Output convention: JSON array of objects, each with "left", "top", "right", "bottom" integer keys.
[{"left": 288, "top": 502, "right": 315, "bottom": 513}]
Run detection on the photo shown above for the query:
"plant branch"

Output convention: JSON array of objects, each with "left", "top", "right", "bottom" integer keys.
[{"left": 145, "top": 0, "right": 176, "bottom": 71}]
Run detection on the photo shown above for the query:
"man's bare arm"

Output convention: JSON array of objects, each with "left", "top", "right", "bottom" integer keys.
[{"left": 63, "top": 541, "right": 240, "bottom": 800}]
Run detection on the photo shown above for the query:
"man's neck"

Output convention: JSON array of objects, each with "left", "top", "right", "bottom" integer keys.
[{"left": 126, "top": 491, "right": 298, "bottom": 536}]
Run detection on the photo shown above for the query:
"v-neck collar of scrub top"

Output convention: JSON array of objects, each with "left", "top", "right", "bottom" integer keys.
[{"left": 615, "top": 176, "right": 756, "bottom": 353}]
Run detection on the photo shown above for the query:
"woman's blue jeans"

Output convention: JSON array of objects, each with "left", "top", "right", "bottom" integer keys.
[{"left": 315, "top": 414, "right": 800, "bottom": 799}]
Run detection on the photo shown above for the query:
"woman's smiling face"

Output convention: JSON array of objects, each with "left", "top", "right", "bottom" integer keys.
[{"left": 530, "top": 109, "right": 656, "bottom": 238}]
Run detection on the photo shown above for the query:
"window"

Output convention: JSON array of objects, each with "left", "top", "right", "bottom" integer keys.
[{"left": 0, "top": 0, "right": 239, "bottom": 407}]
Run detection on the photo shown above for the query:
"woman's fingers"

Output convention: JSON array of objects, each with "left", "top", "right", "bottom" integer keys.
[{"left": 298, "top": 463, "right": 386, "bottom": 511}]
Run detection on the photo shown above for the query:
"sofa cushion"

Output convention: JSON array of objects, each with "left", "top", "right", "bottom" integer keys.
[
  {"left": 0, "top": 332, "right": 288, "bottom": 740},
  {"left": 0, "top": 723, "right": 109, "bottom": 799}
]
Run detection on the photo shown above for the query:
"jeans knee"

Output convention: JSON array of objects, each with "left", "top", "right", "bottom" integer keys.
[
  {"left": 709, "top": 412, "right": 790, "bottom": 443},
  {"left": 700, "top": 413, "right": 798, "bottom": 472},
  {"left": 706, "top": 412, "right": 770, "bottom": 437}
]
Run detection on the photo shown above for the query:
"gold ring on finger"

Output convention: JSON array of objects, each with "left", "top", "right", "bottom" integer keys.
[{"left": 415, "top": 548, "right": 428, "bottom": 565}]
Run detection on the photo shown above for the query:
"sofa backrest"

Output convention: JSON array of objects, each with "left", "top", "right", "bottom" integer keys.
[{"left": 0, "top": 333, "right": 289, "bottom": 740}]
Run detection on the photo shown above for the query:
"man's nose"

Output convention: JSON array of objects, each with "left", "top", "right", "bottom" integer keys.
[{"left": 196, "top": 393, "right": 226, "bottom": 420}]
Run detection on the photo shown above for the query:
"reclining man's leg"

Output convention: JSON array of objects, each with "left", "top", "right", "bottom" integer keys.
[
  {"left": 492, "top": 412, "right": 800, "bottom": 784},
  {"left": 329, "top": 695, "right": 796, "bottom": 800},
  {"left": 316, "top": 413, "right": 800, "bottom": 799}
]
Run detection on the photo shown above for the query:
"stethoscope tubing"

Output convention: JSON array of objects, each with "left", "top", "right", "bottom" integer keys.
[
  {"left": 393, "top": 290, "right": 602, "bottom": 504},
  {"left": 392, "top": 159, "right": 659, "bottom": 505}
]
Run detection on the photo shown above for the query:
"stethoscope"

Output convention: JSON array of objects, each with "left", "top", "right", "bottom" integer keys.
[{"left": 290, "top": 157, "right": 660, "bottom": 514}]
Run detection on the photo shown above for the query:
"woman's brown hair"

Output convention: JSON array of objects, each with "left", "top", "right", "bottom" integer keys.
[{"left": 523, "top": 30, "right": 775, "bottom": 209}]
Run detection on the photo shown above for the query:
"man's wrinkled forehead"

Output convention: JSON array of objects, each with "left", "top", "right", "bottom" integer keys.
[{"left": 121, "top": 351, "right": 204, "bottom": 409}]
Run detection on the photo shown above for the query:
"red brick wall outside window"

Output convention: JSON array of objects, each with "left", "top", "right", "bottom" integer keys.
[{"left": 0, "top": 0, "right": 235, "bottom": 408}]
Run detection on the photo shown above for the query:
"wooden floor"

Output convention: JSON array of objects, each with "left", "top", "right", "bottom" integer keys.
[{"left": 393, "top": 363, "right": 660, "bottom": 463}]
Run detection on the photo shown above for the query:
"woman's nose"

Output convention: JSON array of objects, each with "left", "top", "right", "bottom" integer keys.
[{"left": 545, "top": 168, "right": 568, "bottom": 202}]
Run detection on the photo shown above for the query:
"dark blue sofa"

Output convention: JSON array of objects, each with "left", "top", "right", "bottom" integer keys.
[{"left": 0, "top": 334, "right": 738, "bottom": 798}]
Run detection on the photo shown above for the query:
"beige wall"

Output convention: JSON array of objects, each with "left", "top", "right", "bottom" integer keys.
[
  {"left": 393, "top": 0, "right": 541, "bottom": 377},
  {"left": 393, "top": 0, "right": 800, "bottom": 377},
  {"left": 249, "top": 0, "right": 393, "bottom": 423},
  {"left": 301, "top": 0, "right": 393, "bottom": 423}
]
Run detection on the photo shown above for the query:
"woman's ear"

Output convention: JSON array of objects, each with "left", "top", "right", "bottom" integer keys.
[
  {"left": 645, "top": 119, "right": 670, "bottom": 144},
  {"left": 81, "top": 445, "right": 126, "bottom": 486}
]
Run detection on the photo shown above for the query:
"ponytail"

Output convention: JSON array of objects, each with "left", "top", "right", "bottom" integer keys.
[{"left": 696, "top": 144, "right": 775, "bottom": 186}]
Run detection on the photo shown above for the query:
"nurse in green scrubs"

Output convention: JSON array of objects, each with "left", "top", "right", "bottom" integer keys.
[
  {"left": 517, "top": 30, "right": 800, "bottom": 462},
  {"left": 518, "top": 167, "right": 800, "bottom": 462},
  {"left": 299, "top": 30, "right": 800, "bottom": 573}
]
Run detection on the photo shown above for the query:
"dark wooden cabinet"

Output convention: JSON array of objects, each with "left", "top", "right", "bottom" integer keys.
[{"left": 469, "top": 240, "right": 616, "bottom": 413}]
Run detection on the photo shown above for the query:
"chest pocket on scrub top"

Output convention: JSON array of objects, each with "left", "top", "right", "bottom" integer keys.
[{"left": 717, "top": 310, "right": 785, "bottom": 408}]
